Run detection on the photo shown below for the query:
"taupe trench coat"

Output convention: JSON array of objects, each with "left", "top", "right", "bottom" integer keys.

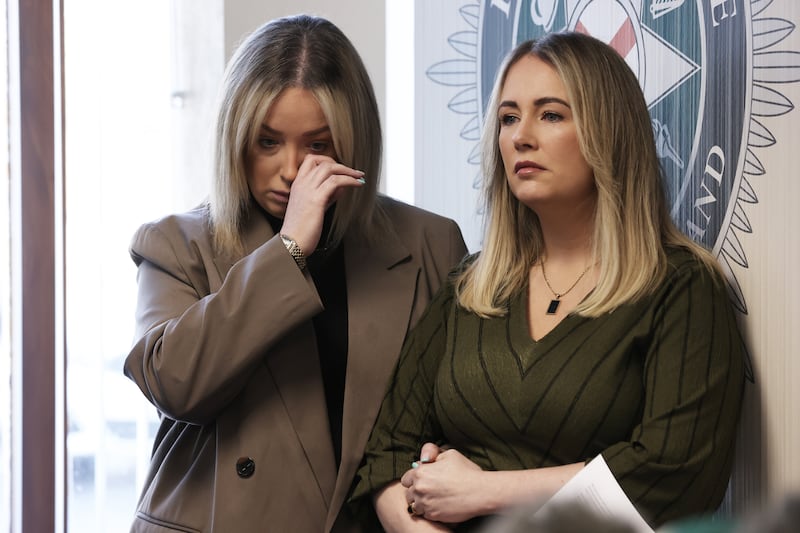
[{"left": 124, "top": 197, "right": 466, "bottom": 532}]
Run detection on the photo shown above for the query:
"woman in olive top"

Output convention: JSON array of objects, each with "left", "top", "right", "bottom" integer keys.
[{"left": 351, "top": 32, "right": 745, "bottom": 532}]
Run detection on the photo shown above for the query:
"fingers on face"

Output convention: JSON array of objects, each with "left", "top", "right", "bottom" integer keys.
[{"left": 300, "top": 154, "right": 363, "bottom": 182}]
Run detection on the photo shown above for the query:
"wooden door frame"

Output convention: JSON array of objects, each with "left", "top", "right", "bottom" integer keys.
[{"left": 13, "top": 0, "right": 62, "bottom": 531}]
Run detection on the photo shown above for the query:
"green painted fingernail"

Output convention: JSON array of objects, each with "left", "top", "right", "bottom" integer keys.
[{"left": 356, "top": 177, "right": 366, "bottom": 184}]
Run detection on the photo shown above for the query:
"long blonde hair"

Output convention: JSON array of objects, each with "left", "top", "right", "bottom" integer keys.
[
  {"left": 456, "top": 32, "right": 719, "bottom": 318},
  {"left": 210, "top": 15, "right": 386, "bottom": 255}
]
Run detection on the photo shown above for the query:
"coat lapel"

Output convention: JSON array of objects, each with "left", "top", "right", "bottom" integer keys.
[
  {"left": 326, "top": 227, "right": 420, "bottom": 528},
  {"left": 266, "top": 324, "right": 338, "bottom": 506}
]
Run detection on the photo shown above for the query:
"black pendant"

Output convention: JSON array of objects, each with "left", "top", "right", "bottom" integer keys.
[{"left": 546, "top": 299, "right": 560, "bottom": 315}]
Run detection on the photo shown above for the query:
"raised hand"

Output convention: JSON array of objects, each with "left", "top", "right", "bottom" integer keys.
[{"left": 279, "top": 154, "right": 365, "bottom": 254}]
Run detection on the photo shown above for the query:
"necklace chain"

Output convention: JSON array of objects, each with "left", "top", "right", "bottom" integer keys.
[{"left": 540, "top": 261, "right": 593, "bottom": 300}]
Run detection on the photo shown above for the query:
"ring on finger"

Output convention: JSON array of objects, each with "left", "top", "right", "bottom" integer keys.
[{"left": 407, "top": 501, "right": 423, "bottom": 516}]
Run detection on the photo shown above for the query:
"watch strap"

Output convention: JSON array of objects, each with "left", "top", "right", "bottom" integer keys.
[{"left": 279, "top": 234, "right": 307, "bottom": 271}]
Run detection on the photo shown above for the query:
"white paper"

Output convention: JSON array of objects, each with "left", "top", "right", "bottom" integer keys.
[{"left": 536, "top": 455, "right": 655, "bottom": 533}]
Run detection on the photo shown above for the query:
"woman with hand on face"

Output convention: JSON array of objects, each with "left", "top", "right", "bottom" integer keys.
[
  {"left": 123, "top": 14, "right": 466, "bottom": 533},
  {"left": 350, "top": 31, "right": 745, "bottom": 532}
]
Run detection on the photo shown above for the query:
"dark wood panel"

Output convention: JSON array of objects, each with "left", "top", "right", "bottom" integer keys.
[{"left": 18, "top": 0, "right": 57, "bottom": 531}]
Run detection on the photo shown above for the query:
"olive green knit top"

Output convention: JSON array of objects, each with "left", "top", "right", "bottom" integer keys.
[{"left": 351, "top": 247, "right": 746, "bottom": 528}]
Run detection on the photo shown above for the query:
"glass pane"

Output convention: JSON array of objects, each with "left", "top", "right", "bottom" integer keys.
[{"left": 63, "top": 2, "right": 222, "bottom": 531}]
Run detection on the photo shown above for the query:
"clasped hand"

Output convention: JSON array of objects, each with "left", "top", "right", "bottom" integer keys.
[{"left": 400, "top": 443, "right": 487, "bottom": 524}]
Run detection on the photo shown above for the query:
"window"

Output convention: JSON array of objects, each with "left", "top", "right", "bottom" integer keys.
[{"left": 62, "top": 2, "right": 222, "bottom": 530}]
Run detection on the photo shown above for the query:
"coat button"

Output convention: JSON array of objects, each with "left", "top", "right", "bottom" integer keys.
[{"left": 236, "top": 457, "right": 255, "bottom": 478}]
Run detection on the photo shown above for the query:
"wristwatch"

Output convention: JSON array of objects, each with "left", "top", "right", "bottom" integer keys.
[{"left": 279, "top": 234, "right": 307, "bottom": 271}]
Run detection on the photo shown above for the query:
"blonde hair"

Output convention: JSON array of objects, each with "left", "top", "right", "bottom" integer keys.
[
  {"left": 456, "top": 32, "right": 719, "bottom": 318},
  {"left": 210, "top": 14, "right": 386, "bottom": 255}
]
